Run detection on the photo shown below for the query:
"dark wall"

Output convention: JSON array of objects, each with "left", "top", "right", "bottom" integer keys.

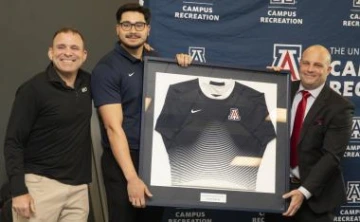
[{"left": 0, "top": 0, "right": 135, "bottom": 221}]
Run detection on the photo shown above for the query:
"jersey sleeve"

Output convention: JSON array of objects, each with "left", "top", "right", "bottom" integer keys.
[
  {"left": 91, "top": 64, "right": 122, "bottom": 107},
  {"left": 248, "top": 94, "right": 276, "bottom": 146},
  {"left": 155, "top": 84, "right": 188, "bottom": 151}
]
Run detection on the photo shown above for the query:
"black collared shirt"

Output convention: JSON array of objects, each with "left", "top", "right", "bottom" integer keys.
[{"left": 4, "top": 64, "right": 92, "bottom": 197}]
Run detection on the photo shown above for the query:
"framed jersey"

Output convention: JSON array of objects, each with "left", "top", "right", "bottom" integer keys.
[{"left": 139, "top": 57, "right": 291, "bottom": 213}]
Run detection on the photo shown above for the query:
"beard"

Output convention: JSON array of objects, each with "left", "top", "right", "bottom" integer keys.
[{"left": 122, "top": 42, "right": 144, "bottom": 50}]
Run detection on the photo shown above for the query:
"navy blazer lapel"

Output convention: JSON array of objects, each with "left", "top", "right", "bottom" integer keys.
[{"left": 298, "top": 85, "right": 330, "bottom": 144}]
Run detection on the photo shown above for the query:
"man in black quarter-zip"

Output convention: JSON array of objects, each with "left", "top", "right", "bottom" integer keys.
[{"left": 4, "top": 27, "right": 92, "bottom": 222}]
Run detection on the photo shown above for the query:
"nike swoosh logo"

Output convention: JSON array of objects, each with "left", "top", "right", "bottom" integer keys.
[
  {"left": 191, "top": 109, "right": 202, "bottom": 113},
  {"left": 128, "top": 72, "right": 135, "bottom": 77}
]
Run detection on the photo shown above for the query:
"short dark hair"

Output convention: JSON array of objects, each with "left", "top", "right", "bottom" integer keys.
[
  {"left": 116, "top": 3, "right": 151, "bottom": 24},
  {"left": 52, "top": 27, "right": 86, "bottom": 48}
]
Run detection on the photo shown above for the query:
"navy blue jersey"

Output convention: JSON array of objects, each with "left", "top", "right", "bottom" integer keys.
[{"left": 155, "top": 78, "right": 276, "bottom": 190}]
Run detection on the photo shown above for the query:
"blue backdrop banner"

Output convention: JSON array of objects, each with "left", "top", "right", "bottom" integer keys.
[{"left": 145, "top": 0, "right": 360, "bottom": 221}]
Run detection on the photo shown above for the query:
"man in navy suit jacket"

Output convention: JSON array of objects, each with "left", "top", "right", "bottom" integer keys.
[{"left": 277, "top": 45, "right": 354, "bottom": 222}]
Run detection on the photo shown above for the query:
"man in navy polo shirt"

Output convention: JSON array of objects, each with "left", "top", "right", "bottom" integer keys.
[{"left": 91, "top": 3, "right": 191, "bottom": 222}]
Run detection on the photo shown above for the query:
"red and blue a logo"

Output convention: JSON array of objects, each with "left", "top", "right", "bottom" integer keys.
[
  {"left": 228, "top": 108, "right": 241, "bottom": 121},
  {"left": 272, "top": 44, "right": 302, "bottom": 81}
]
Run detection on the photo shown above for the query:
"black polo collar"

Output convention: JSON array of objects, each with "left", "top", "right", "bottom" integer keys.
[
  {"left": 46, "top": 63, "right": 86, "bottom": 90},
  {"left": 114, "top": 41, "right": 153, "bottom": 63}
]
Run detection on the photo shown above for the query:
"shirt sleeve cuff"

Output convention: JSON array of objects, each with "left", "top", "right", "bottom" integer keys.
[
  {"left": 298, "top": 186, "right": 312, "bottom": 200},
  {"left": 10, "top": 174, "right": 28, "bottom": 197}
]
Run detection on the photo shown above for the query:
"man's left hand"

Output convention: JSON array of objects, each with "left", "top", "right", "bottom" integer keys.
[
  {"left": 144, "top": 43, "right": 154, "bottom": 52},
  {"left": 282, "top": 189, "right": 304, "bottom": 217},
  {"left": 176, "top": 53, "right": 192, "bottom": 67}
]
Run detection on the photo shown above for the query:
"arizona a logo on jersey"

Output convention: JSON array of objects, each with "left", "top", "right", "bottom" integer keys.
[{"left": 228, "top": 108, "right": 241, "bottom": 121}]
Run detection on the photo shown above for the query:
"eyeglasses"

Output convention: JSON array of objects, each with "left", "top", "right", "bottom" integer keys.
[{"left": 118, "top": 22, "right": 147, "bottom": 31}]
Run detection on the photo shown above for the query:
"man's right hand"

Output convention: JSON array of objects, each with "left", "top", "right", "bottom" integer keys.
[
  {"left": 127, "top": 177, "right": 153, "bottom": 208},
  {"left": 176, "top": 53, "right": 192, "bottom": 67},
  {"left": 12, "top": 193, "right": 36, "bottom": 219},
  {"left": 266, "top": 66, "right": 282, "bottom": 72}
]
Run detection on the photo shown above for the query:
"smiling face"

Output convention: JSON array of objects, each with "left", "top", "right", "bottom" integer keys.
[
  {"left": 299, "top": 45, "right": 332, "bottom": 90},
  {"left": 116, "top": 11, "right": 150, "bottom": 50},
  {"left": 48, "top": 32, "right": 87, "bottom": 76}
]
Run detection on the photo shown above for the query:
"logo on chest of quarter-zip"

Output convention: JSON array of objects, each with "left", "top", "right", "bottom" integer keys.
[
  {"left": 81, "top": 87, "right": 88, "bottom": 93},
  {"left": 128, "top": 72, "right": 135, "bottom": 77}
]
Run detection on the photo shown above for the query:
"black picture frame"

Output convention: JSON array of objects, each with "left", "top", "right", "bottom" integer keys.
[{"left": 139, "top": 57, "right": 291, "bottom": 213}]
